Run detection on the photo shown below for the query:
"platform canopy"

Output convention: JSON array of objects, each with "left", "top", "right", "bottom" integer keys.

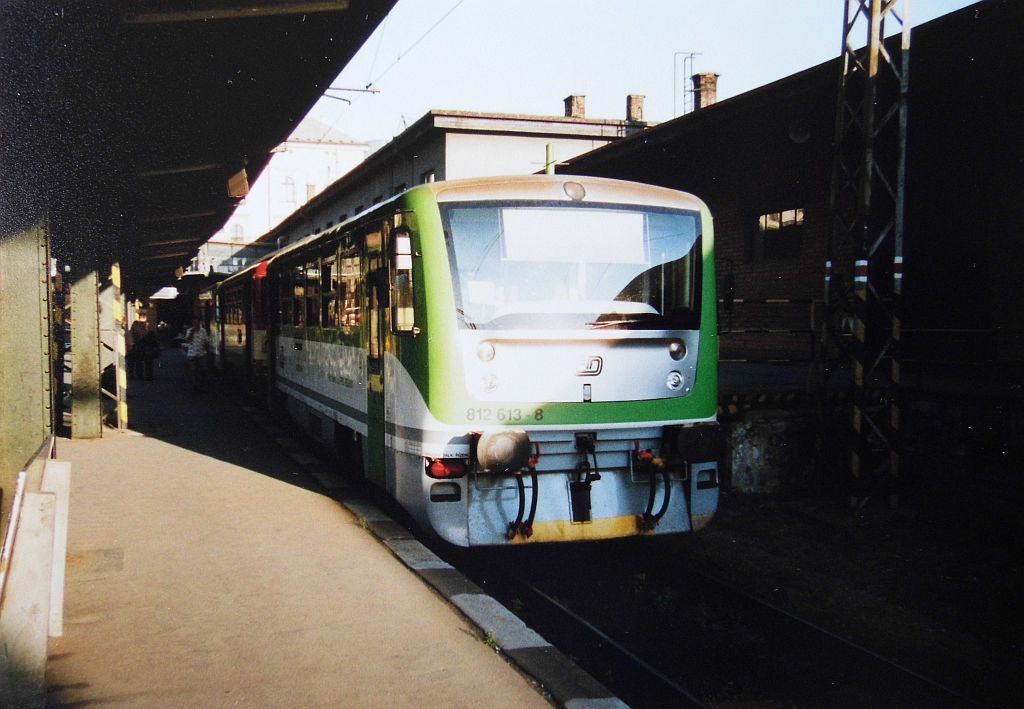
[{"left": 0, "top": 0, "right": 395, "bottom": 298}]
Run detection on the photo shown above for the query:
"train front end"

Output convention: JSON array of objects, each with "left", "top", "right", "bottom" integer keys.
[{"left": 402, "top": 176, "right": 719, "bottom": 545}]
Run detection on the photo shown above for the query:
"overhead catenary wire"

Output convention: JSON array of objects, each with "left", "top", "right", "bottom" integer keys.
[
  {"left": 364, "top": 0, "right": 467, "bottom": 90},
  {"left": 316, "top": 0, "right": 468, "bottom": 141}
]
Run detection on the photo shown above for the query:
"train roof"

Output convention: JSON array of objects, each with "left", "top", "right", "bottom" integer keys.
[
  {"left": 416, "top": 174, "right": 706, "bottom": 212},
  {"left": 216, "top": 175, "right": 706, "bottom": 287}
]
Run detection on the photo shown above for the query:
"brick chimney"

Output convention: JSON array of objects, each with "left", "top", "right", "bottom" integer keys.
[
  {"left": 626, "top": 94, "right": 645, "bottom": 123},
  {"left": 691, "top": 72, "right": 719, "bottom": 109},
  {"left": 564, "top": 94, "right": 586, "bottom": 119}
]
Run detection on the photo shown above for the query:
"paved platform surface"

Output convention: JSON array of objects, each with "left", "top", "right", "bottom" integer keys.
[{"left": 45, "top": 348, "right": 569, "bottom": 708}]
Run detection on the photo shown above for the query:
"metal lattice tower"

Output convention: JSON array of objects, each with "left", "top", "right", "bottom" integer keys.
[{"left": 823, "top": 0, "right": 910, "bottom": 506}]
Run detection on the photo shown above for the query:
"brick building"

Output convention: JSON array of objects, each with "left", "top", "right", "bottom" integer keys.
[{"left": 560, "top": 0, "right": 1022, "bottom": 381}]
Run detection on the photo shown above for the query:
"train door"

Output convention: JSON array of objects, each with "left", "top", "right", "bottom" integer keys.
[{"left": 364, "top": 222, "right": 387, "bottom": 487}]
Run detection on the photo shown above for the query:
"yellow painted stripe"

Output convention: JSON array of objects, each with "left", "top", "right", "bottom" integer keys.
[{"left": 512, "top": 514, "right": 653, "bottom": 544}]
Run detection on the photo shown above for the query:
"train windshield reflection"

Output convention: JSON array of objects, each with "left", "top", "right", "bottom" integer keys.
[{"left": 442, "top": 201, "right": 702, "bottom": 330}]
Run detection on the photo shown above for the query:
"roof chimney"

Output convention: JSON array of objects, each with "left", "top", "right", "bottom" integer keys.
[
  {"left": 691, "top": 72, "right": 719, "bottom": 109},
  {"left": 626, "top": 94, "right": 645, "bottom": 123},
  {"left": 564, "top": 94, "right": 586, "bottom": 119}
]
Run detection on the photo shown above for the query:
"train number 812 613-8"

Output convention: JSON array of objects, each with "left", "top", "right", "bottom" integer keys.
[{"left": 466, "top": 407, "right": 544, "bottom": 422}]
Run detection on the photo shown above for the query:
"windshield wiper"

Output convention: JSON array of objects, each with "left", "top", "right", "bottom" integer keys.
[
  {"left": 455, "top": 307, "right": 477, "bottom": 330},
  {"left": 586, "top": 314, "right": 660, "bottom": 329}
]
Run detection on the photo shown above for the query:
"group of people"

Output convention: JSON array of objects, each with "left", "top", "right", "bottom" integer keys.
[
  {"left": 126, "top": 316, "right": 211, "bottom": 393},
  {"left": 126, "top": 319, "right": 161, "bottom": 380}
]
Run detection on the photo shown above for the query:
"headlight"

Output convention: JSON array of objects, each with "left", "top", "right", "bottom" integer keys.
[
  {"left": 668, "top": 339, "right": 687, "bottom": 360},
  {"left": 477, "top": 341, "right": 496, "bottom": 362},
  {"left": 476, "top": 429, "right": 532, "bottom": 473}
]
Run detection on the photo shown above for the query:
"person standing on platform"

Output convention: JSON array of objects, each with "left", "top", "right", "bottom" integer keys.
[
  {"left": 184, "top": 317, "right": 210, "bottom": 393},
  {"left": 138, "top": 324, "right": 160, "bottom": 380},
  {"left": 127, "top": 319, "right": 147, "bottom": 379}
]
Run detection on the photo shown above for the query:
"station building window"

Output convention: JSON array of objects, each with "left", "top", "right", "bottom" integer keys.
[
  {"left": 282, "top": 177, "right": 296, "bottom": 204},
  {"left": 749, "top": 208, "right": 804, "bottom": 261}
]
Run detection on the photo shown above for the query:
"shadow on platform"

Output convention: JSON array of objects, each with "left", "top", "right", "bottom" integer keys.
[{"left": 102, "top": 346, "right": 325, "bottom": 494}]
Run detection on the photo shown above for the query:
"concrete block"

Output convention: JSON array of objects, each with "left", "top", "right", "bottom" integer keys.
[
  {"left": 41, "top": 460, "right": 71, "bottom": 637},
  {"left": 725, "top": 411, "right": 814, "bottom": 494},
  {"left": 383, "top": 538, "right": 452, "bottom": 570},
  {"left": 0, "top": 491, "right": 56, "bottom": 708},
  {"left": 450, "top": 593, "right": 549, "bottom": 651}
]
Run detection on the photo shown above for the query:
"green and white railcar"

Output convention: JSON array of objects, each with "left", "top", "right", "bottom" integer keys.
[{"left": 266, "top": 175, "right": 719, "bottom": 546}]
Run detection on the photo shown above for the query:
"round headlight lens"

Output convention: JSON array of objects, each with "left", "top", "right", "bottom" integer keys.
[
  {"left": 666, "top": 371, "right": 685, "bottom": 391},
  {"left": 477, "top": 429, "right": 532, "bottom": 473},
  {"left": 563, "top": 181, "right": 587, "bottom": 201},
  {"left": 668, "top": 339, "right": 687, "bottom": 360},
  {"left": 477, "top": 341, "right": 496, "bottom": 362}
]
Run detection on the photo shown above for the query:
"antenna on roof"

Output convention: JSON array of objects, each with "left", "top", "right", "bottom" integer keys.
[{"left": 673, "top": 51, "right": 702, "bottom": 116}]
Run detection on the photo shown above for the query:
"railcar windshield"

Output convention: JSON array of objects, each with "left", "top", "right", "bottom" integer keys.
[{"left": 441, "top": 201, "right": 702, "bottom": 330}]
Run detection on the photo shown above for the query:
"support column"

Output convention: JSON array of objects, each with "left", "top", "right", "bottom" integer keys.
[
  {"left": 70, "top": 271, "right": 102, "bottom": 438},
  {"left": 0, "top": 219, "right": 53, "bottom": 523},
  {"left": 821, "top": 0, "right": 910, "bottom": 507},
  {"left": 99, "top": 264, "right": 128, "bottom": 431}
]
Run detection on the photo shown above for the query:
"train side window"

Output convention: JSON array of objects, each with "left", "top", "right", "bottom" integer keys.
[
  {"left": 322, "top": 255, "right": 339, "bottom": 328},
  {"left": 292, "top": 263, "right": 306, "bottom": 328},
  {"left": 366, "top": 225, "right": 384, "bottom": 361},
  {"left": 279, "top": 267, "right": 294, "bottom": 328},
  {"left": 306, "top": 260, "right": 321, "bottom": 328},
  {"left": 339, "top": 250, "right": 362, "bottom": 330},
  {"left": 390, "top": 222, "right": 416, "bottom": 333}
]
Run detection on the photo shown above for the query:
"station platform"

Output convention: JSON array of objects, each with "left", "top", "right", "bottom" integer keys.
[{"left": 45, "top": 348, "right": 617, "bottom": 707}]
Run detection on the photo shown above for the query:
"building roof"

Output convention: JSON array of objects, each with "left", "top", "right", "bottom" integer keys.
[
  {"left": 254, "top": 106, "right": 650, "bottom": 244},
  {"left": 287, "top": 118, "right": 365, "bottom": 146}
]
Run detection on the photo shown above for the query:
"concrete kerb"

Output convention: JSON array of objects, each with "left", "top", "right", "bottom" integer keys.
[
  {"left": 342, "top": 496, "right": 626, "bottom": 708},
  {"left": 232, "top": 405, "right": 625, "bottom": 707},
  {"left": 0, "top": 441, "right": 70, "bottom": 709}
]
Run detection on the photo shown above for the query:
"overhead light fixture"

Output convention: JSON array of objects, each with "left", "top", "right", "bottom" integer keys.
[
  {"left": 124, "top": 1, "right": 351, "bottom": 24},
  {"left": 228, "top": 168, "right": 249, "bottom": 199}
]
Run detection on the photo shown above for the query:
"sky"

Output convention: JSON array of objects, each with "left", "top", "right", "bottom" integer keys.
[{"left": 305, "top": 0, "right": 980, "bottom": 144}]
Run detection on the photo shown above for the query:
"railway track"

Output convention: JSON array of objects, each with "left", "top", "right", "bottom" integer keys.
[
  {"left": 440, "top": 540, "right": 978, "bottom": 708},
  {"left": 255, "top": 408, "right": 984, "bottom": 707},
  {"left": 240, "top": 405, "right": 983, "bottom": 706}
]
